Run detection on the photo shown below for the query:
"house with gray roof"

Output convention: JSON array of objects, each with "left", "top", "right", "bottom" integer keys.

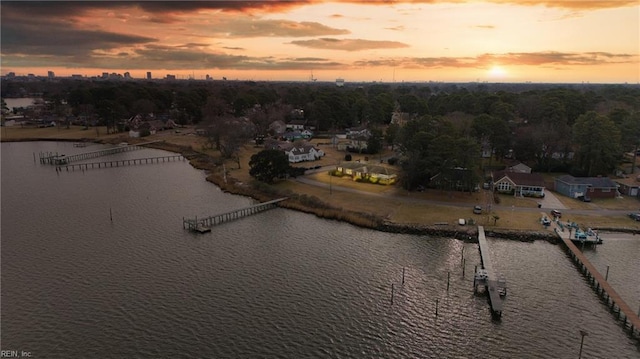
[
  {"left": 554, "top": 175, "right": 618, "bottom": 199},
  {"left": 492, "top": 170, "right": 545, "bottom": 197},
  {"left": 284, "top": 144, "right": 325, "bottom": 163}
]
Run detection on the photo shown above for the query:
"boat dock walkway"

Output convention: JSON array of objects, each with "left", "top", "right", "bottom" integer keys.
[
  {"left": 474, "top": 226, "right": 507, "bottom": 318},
  {"left": 39, "top": 140, "right": 163, "bottom": 165},
  {"left": 183, "top": 198, "right": 288, "bottom": 233},
  {"left": 543, "top": 212, "right": 602, "bottom": 246},
  {"left": 548, "top": 219, "right": 640, "bottom": 340},
  {"left": 57, "top": 155, "right": 184, "bottom": 171}
]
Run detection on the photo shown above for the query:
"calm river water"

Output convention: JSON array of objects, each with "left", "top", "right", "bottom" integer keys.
[{"left": 1, "top": 141, "right": 639, "bottom": 358}]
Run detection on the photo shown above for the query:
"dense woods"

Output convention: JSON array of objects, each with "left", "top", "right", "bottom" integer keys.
[{"left": 2, "top": 78, "right": 639, "bottom": 189}]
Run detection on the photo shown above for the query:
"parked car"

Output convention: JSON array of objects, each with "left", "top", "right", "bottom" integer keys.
[
  {"left": 551, "top": 209, "right": 562, "bottom": 218},
  {"left": 628, "top": 213, "right": 640, "bottom": 221},
  {"left": 577, "top": 195, "right": 591, "bottom": 202},
  {"left": 473, "top": 205, "right": 482, "bottom": 214}
]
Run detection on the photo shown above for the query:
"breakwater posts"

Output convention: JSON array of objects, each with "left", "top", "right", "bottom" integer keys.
[
  {"left": 39, "top": 140, "right": 163, "bottom": 165},
  {"left": 183, "top": 198, "right": 288, "bottom": 233},
  {"left": 558, "top": 234, "right": 640, "bottom": 340},
  {"left": 56, "top": 155, "right": 184, "bottom": 172}
]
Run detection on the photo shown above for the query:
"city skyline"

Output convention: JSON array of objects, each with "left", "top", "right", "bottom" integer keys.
[{"left": 1, "top": 1, "right": 638, "bottom": 83}]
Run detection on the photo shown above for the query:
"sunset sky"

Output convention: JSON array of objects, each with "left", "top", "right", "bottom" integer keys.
[{"left": 1, "top": 1, "right": 638, "bottom": 83}]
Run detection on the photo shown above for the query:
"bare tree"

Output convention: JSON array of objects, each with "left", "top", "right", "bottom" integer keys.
[
  {"left": 218, "top": 116, "right": 255, "bottom": 169},
  {"left": 247, "top": 102, "right": 292, "bottom": 138},
  {"left": 201, "top": 96, "right": 231, "bottom": 150}
]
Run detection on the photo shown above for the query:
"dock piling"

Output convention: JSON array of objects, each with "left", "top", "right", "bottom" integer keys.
[
  {"left": 390, "top": 283, "right": 395, "bottom": 305},
  {"left": 605, "top": 265, "right": 610, "bottom": 281},
  {"left": 402, "top": 267, "right": 405, "bottom": 285},
  {"left": 435, "top": 299, "right": 439, "bottom": 317},
  {"left": 463, "top": 259, "right": 466, "bottom": 277},
  {"left": 447, "top": 271, "right": 450, "bottom": 292}
]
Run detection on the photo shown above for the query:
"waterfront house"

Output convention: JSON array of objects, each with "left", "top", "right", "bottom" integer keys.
[
  {"left": 614, "top": 176, "right": 640, "bottom": 197},
  {"left": 492, "top": 170, "right": 545, "bottom": 197},
  {"left": 336, "top": 162, "right": 397, "bottom": 185},
  {"left": 554, "top": 175, "right": 618, "bottom": 199},
  {"left": 284, "top": 144, "right": 325, "bottom": 163},
  {"left": 507, "top": 162, "right": 532, "bottom": 174},
  {"left": 286, "top": 119, "right": 306, "bottom": 131}
]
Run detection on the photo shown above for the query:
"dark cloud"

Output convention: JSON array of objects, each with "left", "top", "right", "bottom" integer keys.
[
  {"left": 223, "top": 47, "right": 246, "bottom": 51},
  {"left": 1, "top": 17, "right": 156, "bottom": 57},
  {"left": 385, "top": 26, "right": 406, "bottom": 31},
  {"left": 290, "top": 38, "right": 409, "bottom": 51},
  {"left": 473, "top": 25, "right": 495, "bottom": 29},
  {"left": 1, "top": 0, "right": 634, "bottom": 19}
]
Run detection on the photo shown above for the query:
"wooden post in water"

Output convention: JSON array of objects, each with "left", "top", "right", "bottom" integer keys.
[
  {"left": 402, "top": 267, "right": 405, "bottom": 285},
  {"left": 447, "top": 271, "right": 450, "bottom": 292},
  {"left": 461, "top": 246, "right": 464, "bottom": 264},
  {"left": 110, "top": 208, "right": 113, "bottom": 222},
  {"left": 474, "top": 265, "right": 478, "bottom": 274},
  {"left": 605, "top": 265, "right": 610, "bottom": 281},
  {"left": 33, "top": 152, "right": 36, "bottom": 163},
  {"left": 390, "top": 283, "right": 395, "bottom": 305},
  {"left": 435, "top": 299, "right": 439, "bottom": 317},
  {"left": 463, "top": 259, "right": 466, "bottom": 277}
]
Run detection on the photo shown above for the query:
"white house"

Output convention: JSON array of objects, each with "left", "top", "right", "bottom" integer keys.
[{"left": 284, "top": 145, "right": 325, "bottom": 163}]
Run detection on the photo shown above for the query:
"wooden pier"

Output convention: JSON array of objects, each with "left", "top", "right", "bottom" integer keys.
[
  {"left": 39, "top": 140, "right": 163, "bottom": 165},
  {"left": 183, "top": 198, "right": 288, "bottom": 233},
  {"left": 57, "top": 155, "right": 184, "bottom": 171},
  {"left": 474, "top": 226, "right": 507, "bottom": 318},
  {"left": 549, "top": 221, "right": 640, "bottom": 340}
]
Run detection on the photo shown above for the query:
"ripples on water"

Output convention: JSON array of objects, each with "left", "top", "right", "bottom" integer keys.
[{"left": 2, "top": 142, "right": 639, "bottom": 358}]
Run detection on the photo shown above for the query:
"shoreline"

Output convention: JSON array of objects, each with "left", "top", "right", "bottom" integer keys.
[{"left": 5, "top": 136, "right": 638, "bottom": 239}]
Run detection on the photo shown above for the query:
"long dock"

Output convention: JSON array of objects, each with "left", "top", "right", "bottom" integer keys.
[
  {"left": 39, "top": 140, "right": 163, "bottom": 165},
  {"left": 57, "top": 155, "right": 184, "bottom": 171},
  {"left": 183, "top": 198, "right": 288, "bottom": 233},
  {"left": 474, "top": 226, "right": 507, "bottom": 318},
  {"left": 549, "top": 220, "right": 640, "bottom": 340}
]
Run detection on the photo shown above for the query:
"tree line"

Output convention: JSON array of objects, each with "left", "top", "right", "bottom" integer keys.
[{"left": 2, "top": 79, "right": 639, "bottom": 187}]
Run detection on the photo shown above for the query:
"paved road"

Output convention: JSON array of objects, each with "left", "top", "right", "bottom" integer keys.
[{"left": 293, "top": 176, "right": 635, "bottom": 218}]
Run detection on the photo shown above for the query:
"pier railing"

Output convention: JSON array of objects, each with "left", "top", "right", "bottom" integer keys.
[
  {"left": 39, "top": 140, "right": 163, "bottom": 165},
  {"left": 183, "top": 198, "right": 288, "bottom": 232},
  {"left": 548, "top": 220, "right": 640, "bottom": 340},
  {"left": 474, "top": 226, "right": 507, "bottom": 318},
  {"left": 56, "top": 155, "right": 184, "bottom": 172}
]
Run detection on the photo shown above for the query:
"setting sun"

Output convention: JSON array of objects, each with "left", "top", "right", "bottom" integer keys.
[{"left": 489, "top": 65, "right": 507, "bottom": 78}]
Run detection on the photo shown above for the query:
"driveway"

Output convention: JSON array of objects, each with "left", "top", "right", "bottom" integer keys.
[{"left": 539, "top": 191, "right": 567, "bottom": 210}]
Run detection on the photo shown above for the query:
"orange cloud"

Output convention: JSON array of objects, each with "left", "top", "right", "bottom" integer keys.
[
  {"left": 354, "top": 51, "right": 638, "bottom": 69},
  {"left": 290, "top": 38, "right": 410, "bottom": 51}
]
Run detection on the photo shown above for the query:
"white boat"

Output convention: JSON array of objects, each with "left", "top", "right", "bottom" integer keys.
[{"left": 458, "top": 218, "right": 466, "bottom": 226}]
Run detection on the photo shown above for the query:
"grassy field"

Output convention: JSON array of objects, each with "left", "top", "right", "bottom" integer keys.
[{"left": 3, "top": 125, "right": 640, "bottom": 232}]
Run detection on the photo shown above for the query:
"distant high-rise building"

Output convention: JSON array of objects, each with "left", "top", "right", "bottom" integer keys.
[
  {"left": 47, "top": 71, "right": 55, "bottom": 78},
  {"left": 146, "top": 71, "right": 152, "bottom": 80},
  {"left": 166, "top": 74, "right": 176, "bottom": 81},
  {"left": 336, "top": 78, "right": 345, "bottom": 87}
]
